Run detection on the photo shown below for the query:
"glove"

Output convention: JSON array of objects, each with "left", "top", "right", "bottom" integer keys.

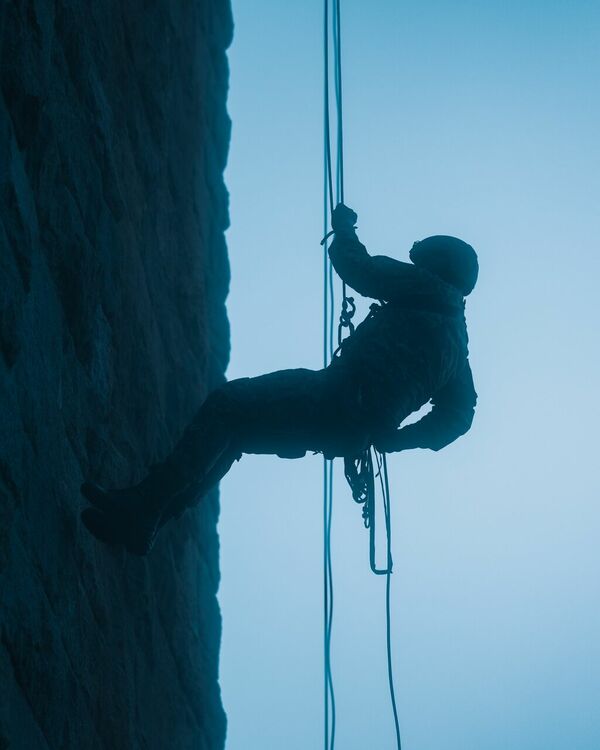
[{"left": 331, "top": 203, "right": 358, "bottom": 233}]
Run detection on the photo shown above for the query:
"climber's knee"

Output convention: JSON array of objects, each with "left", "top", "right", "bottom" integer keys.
[
  {"left": 190, "top": 383, "right": 240, "bottom": 431},
  {"left": 203, "top": 384, "right": 232, "bottom": 411}
]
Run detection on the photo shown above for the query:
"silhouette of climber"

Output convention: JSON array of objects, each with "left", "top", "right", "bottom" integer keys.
[{"left": 81, "top": 204, "right": 478, "bottom": 555}]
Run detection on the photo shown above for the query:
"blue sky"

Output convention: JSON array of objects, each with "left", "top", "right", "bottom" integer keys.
[{"left": 218, "top": 2, "right": 600, "bottom": 748}]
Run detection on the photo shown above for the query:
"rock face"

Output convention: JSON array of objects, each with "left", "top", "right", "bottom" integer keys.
[{"left": 0, "top": 2, "right": 232, "bottom": 748}]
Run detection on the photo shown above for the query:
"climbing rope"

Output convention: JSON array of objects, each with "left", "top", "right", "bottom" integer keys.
[
  {"left": 322, "top": 1, "right": 402, "bottom": 748},
  {"left": 377, "top": 451, "right": 403, "bottom": 748},
  {"left": 323, "top": 2, "right": 337, "bottom": 747}
]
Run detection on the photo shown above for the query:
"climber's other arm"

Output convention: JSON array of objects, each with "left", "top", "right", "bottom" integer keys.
[{"left": 375, "top": 361, "right": 477, "bottom": 453}]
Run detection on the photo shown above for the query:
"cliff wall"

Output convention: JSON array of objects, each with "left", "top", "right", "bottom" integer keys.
[{"left": 0, "top": 2, "right": 232, "bottom": 748}]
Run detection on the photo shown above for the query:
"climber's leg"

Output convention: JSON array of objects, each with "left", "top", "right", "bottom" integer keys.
[
  {"left": 159, "top": 447, "right": 241, "bottom": 525},
  {"left": 163, "top": 365, "right": 361, "bottom": 481},
  {"left": 82, "top": 366, "right": 368, "bottom": 553},
  {"left": 81, "top": 384, "right": 242, "bottom": 553},
  {"left": 228, "top": 366, "right": 370, "bottom": 459},
  {"left": 156, "top": 367, "right": 348, "bottom": 523}
]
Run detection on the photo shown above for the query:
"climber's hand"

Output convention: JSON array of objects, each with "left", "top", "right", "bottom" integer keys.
[{"left": 332, "top": 203, "right": 358, "bottom": 233}]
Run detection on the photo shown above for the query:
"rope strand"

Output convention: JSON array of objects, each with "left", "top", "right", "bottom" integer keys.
[
  {"left": 323, "top": 4, "right": 336, "bottom": 746},
  {"left": 323, "top": 2, "right": 401, "bottom": 749},
  {"left": 333, "top": 0, "right": 344, "bottom": 204},
  {"left": 382, "top": 454, "right": 402, "bottom": 748}
]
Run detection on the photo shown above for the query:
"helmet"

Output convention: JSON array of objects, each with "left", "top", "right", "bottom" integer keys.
[{"left": 410, "top": 236, "right": 479, "bottom": 296}]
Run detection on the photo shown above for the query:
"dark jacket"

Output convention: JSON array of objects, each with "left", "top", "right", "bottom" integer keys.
[{"left": 328, "top": 229, "right": 477, "bottom": 451}]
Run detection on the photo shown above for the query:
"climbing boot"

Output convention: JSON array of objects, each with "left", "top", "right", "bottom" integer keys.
[
  {"left": 80, "top": 479, "right": 168, "bottom": 556},
  {"left": 81, "top": 485, "right": 160, "bottom": 555},
  {"left": 80, "top": 504, "right": 160, "bottom": 556}
]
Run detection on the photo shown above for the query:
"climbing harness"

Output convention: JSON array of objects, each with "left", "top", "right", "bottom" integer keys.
[{"left": 322, "top": 2, "right": 402, "bottom": 748}]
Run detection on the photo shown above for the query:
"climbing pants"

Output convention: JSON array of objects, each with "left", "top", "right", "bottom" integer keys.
[{"left": 155, "top": 366, "right": 373, "bottom": 515}]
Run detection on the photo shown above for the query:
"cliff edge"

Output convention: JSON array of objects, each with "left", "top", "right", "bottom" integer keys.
[{"left": 0, "top": 2, "right": 232, "bottom": 748}]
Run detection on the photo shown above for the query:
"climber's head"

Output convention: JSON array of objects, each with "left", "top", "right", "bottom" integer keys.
[{"left": 410, "top": 235, "right": 479, "bottom": 296}]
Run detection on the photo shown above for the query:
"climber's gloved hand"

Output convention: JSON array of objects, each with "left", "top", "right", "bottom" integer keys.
[{"left": 331, "top": 203, "right": 358, "bottom": 233}]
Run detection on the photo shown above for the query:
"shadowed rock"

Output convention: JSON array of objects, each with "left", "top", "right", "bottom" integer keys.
[{"left": 0, "top": 1, "right": 232, "bottom": 748}]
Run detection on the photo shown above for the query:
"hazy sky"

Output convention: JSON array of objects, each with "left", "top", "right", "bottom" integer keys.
[{"left": 218, "top": 2, "right": 600, "bottom": 748}]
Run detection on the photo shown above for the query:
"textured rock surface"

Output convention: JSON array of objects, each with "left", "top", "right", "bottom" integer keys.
[{"left": 0, "top": 1, "right": 232, "bottom": 748}]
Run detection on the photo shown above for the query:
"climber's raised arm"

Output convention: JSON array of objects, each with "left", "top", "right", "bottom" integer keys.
[
  {"left": 328, "top": 203, "right": 422, "bottom": 302},
  {"left": 375, "top": 360, "right": 477, "bottom": 453}
]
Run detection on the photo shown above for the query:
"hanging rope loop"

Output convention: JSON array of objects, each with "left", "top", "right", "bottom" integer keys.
[{"left": 343, "top": 452, "right": 372, "bottom": 526}]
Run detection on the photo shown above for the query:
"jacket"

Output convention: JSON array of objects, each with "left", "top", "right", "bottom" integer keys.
[{"left": 327, "top": 229, "right": 477, "bottom": 451}]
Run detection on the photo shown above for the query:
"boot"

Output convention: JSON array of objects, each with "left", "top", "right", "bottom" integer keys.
[{"left": 80, "top": 464, "right": 184, "bottom": 555}]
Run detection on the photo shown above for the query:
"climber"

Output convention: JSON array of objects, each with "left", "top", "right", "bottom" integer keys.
[{"left": 81, "top": 203, "right": 478, "bottom": 555}]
